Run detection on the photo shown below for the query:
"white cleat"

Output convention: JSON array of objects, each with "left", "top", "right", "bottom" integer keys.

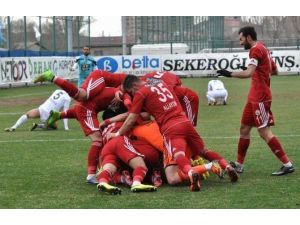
[{"left": 86, "top": 174, "right": 98, "bottom": 184}]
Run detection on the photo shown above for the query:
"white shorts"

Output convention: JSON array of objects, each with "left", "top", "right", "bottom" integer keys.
[
  {"left": 38, "top": 105, "right": 50, "bottom": 122},
  {"left": 207, "top": 89, "right": 228, "bottom": 103}
]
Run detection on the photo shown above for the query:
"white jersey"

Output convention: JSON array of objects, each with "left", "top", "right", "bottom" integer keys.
[
  {"left": 206, "top": 80, "right": 228, "bottom": 105},
  {"left": 208, "top": 80, "right": 226, "bottom": 91},
  {"left": 38, "top": 90, "right": 71, "bottom": 129}
]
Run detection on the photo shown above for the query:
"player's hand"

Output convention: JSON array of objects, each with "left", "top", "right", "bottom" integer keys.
[
  {"left": 217, "top": 69, "right": 232, "bottom": 77},
  {"left": 100, "top": 119, "right": 111, "bottom": 130},
  {"left": 239, "top": 66, "right": 247, "bottom": 70},
  {"left": 107, "top": 131, "right": 120, "bottom": 141},
  {"left": 114, "top": 90, "right": 124, "bottom": 102}
]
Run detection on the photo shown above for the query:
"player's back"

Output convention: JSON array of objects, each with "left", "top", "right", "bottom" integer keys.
[
  {"left": 143, "top": 71, "right": 182, "bottom": 89},
  {"left": 135, "top": 78, "right": 184, "bottom": 130},
  {"left": 82, "top": 87, "right": 118, "bottom": 112},
  {"left": 41, "top": 89, "right": 70, "bottom": 112},
  {"left": 210, "top": 80, "right": 225, "bottom": 91}
]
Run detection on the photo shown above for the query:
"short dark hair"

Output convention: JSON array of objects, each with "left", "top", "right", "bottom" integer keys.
[
  {"left": 122, "top": 74, "right": 140, "bottom": 92},
  {"left": 102, "top": 103, "right": 128, "bottom": 120},
  {"left": 238, "top": 26, "right": 257, "bottom": 41}
]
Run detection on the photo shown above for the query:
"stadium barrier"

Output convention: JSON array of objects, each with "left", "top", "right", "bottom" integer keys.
[{"left": 1, "top": 50, "right": 299, "bottom": 87}]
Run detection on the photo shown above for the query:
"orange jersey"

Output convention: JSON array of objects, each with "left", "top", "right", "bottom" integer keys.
[{"left": 131, "top": 120, "right": 193, "bottom": 167}]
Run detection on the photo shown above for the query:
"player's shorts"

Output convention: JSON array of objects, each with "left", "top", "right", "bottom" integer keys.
[
  {"left": 163, "top": 120, "right": 205, "bottom": 164},
  {"left": 38, "top": 105, "right": 50, "bottom": 122},
  {"left": 80, "top": 70, "right": 105, "bottom": 100},
  {"left": 100, "top": 136, "right": 145, "bottom": 167},
  {"left": 73, "top": 104, "right": 100, "bottom": 136},
  {"left": 241, "top": 101, "right": 275, "bottom": 128}
]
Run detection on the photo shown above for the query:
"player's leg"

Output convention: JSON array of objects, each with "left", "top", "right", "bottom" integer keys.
[
  {"left": 117, "top": 136, "right": 157, "bottom": 192},
  {"left": 34, "top": 70, "right": 87, "bottom": 101},
  {"left": 230, "top": 102, "right": 253, "bottom": 173},
  {"left": 86, "top": 131, "right": 103, "bottom": 184},
  {"left": 206, "top": 91, "right": 216, "bottom": 105},
  {"left": 258, "top": 126, "right": 294, "bottom": 176},
  {"left": 127, "top": 156, "right": 157, "bottom": 192},
  {"left": 5, "top": 108, "right": 39, "bottom": 132},
  {"left": 163, "top": 132, "right": 201, "bottom": 191},
  {"left": 97, "top": 162, "right": 121, "bottom": 195}
]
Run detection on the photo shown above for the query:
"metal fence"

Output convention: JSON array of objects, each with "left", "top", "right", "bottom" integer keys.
[{"left": 0, "top": 16, "right": 91, "bottom": 57}]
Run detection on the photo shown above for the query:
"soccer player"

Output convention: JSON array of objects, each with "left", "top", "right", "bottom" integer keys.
[
  {"left": 217, "top": 26, "right": 294, "bottom": 176},
  {"left": 108, "top": 75, "right": 238, "bottom": 191},
  {"left": 70, "top": 46, "right": 97, "bottom": 87},
  {"left": 4, "top": 89, "right": 70, "bottom": 132},
  {"left": 142, "top": 71, "right": 199, "bottom": 126},
  {"left": 206, "top": 79, "right": 228, "bottom": 105}
]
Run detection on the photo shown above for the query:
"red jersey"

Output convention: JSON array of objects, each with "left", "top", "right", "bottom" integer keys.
[
  {"left": 102, "top": 121, "right": 124, "bottom": 145},
  {"left": 142, "top": 71, "right": 182, "bottom": 89},
  {"left": 129, "top": 78, "right": 187, "bottom": 133},
  {"left": 81, "top": 87, "right": 117, "bottom": 112},
  {"left": 248, "top": 42, "right": 276, "bottom": 102},
  {"left": 81, "top": 70, "right": 126, "bottom": 100}
]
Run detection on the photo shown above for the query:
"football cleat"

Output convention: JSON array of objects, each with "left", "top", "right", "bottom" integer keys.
[
  {"left": 47, "top": 110, "right": 61, "bottom": 127},
  {"left": 226, "top": 165, "right": 239, "bottom": 183},
  {"left": 211, "top": 161, "right": 225, "bottom": 179},
  {"left": 86, "top": 174, "right": 98, "bottom": 184},
  {"left": 4, "top": 127, "right": 15, "bottom": 132},
  {"left": 272, "top": 165, "right": 295, "bottom": 176},
  {"left": 97, "top": 183, "right": 122, "bottom": 195},
  {"left": 151, "top": 170, "right": 163, "bottom": 187},
  {"left": 131, "top": 184, "right": 157, "bottom": 193},
  {"left": 188, "top": 171, "right": 201, "bottom": 192},
  {"left": 33, "top": 70, "right": 55, "bottom": 83},
  {"left": 30, "top": 123, "right": 38, "bottom": 131},
  {"left": 230, "top": 161, "right": 244, "bottom": 173},
  {"left": 192, "top": 157, "right": 210, "bottom": 180}
]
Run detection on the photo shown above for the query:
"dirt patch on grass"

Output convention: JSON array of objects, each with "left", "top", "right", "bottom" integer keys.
[{"left": 0, "top": 98, "right": 44, "bottom": 107}]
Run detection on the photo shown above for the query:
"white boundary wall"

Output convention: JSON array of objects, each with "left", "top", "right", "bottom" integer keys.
[{"left": 1, "top": 50, "right": 299, "bottom": 87}]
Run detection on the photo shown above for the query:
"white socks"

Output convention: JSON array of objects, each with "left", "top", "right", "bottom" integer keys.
[{"left": 12, "top": 114, "right": 28, "bottom": 129}]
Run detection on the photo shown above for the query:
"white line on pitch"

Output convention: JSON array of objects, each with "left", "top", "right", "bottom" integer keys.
[{"left": 1, "top": 134, "right": 300, "bottom": 143}]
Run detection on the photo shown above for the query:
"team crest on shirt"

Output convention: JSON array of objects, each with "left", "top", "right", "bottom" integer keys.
[{"left": 255, "top": 110, "right": 260, "bottom": 116}]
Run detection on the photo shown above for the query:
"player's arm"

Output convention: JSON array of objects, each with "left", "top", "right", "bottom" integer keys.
[
  {"left": 108, "top": 91, "right": 144, "bottom": 139},
  {"left": 231, "top": 65, "right": 256, "bottom": 78},
  {"left": 62, "top": 98, "right": 71, "bottom": 130},
  {"left": 271, "top": 59, "right": 278, "bottom": 76}
]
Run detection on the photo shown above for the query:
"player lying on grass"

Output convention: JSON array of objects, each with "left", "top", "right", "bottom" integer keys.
[{"left": 4, "top": 89, "right": 70, "bottom": 132}]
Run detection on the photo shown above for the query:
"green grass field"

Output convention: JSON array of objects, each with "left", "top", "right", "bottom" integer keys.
[{"left": 0, "top": 76, "right": 299, "bottom": 209}]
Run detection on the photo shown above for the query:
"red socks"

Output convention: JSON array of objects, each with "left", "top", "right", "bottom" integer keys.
[
  {"left": 175, "top": 155, "right": 192, "bottom": 174},
  {"left": 237, "top": 138, "right": 250, "bottom": 164},
  {"left": 60, "top": 108, "right": 76, "bottom": 119},
  {"left": 268, "top": 136, "right": 289, "bottom": 164},
  {"left": 132, "top": 167, "right": 148, "bottom": 183},
  {"left": 87, "top": 141, "right": 102, "bottom": 174},
  {"left": 99, "top": 170, "right": 112, "bottom": 183}
]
